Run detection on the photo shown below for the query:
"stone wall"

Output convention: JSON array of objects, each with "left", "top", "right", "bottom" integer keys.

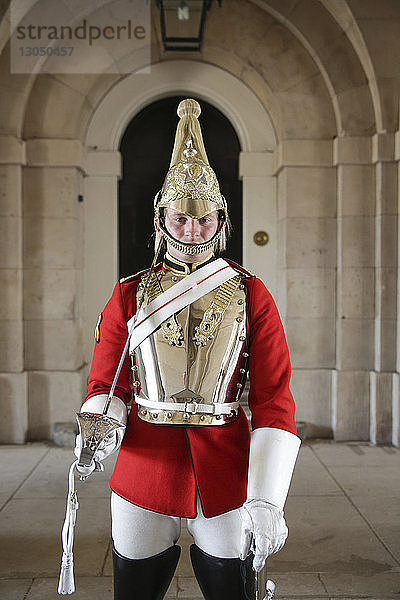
[
  {"left": 0, "top": 0, "right": 399, "bottom": 444},
  {"left": 0, "top": 137, "right": 86, "bottom": 441}
]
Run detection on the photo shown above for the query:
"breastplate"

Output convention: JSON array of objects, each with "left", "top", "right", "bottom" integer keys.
[{"left": 131, "top": 268, "right": 249, "bottom": 426}]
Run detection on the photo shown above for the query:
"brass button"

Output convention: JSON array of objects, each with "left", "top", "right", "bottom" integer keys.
[
  {"left": 172, "top": 276, "right": 178, "bottom": 282},
  {"left": 131, "top": 365, "right": 138, "bottom": 372},
  {"left": 236, "top": 316, "right": 242, "bottom": 323},
  {"left": 237, "top": 383, "right": 243, "bottom": 389},
  {"left": 239, "top": 284, "right": 245, "bottom": 290},
  {"left": 200, "top": 415, "right": 206, "bottom": 421},
  {"left": 216, "top": 415, "right": 222, "bottom": 420},
  {"left": 183, "top": 413, "right": 190, "bottom": 421},
  {"left": 242, "top": 352, "right": 249, "bottom": 358},
  {"left": 239, "top": 335, "right": 246, "bottom": 341},
  {"left": 152, "top": 413, "right": 158, "bottom": 419},
  {"left": 140, "top": 409, "right": 147, "bottom": 416},
  {"left": 240, "top": 368, "right": 246, "bottom": 374},
  {"left": 167, "top": 412, "right": 172, "bottom": 419},
  {"left": 237, "top": 299, "right": 244, "bottom": 305},
  {"left": 133, "top": 381, "right": 140, "bottom": 387},
  {"left": 253, "top": 231, "right": 269, "bottom": 246}
]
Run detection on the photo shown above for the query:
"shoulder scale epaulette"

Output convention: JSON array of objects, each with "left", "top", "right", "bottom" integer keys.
[
  {"left": 226, "top": 260, "right": 254, "bottom": 278},
  {"left": 119, "top": 263, "right": 162, "bottom": 284}
]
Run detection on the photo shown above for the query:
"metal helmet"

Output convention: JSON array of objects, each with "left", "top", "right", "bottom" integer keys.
[{"left": 154, "top": 98, "right": 229, "bottom": 256}]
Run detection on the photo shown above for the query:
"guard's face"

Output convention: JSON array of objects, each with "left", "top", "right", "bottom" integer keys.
[{"left": 164, "top": 208, "right": 219, "bottom": 245}]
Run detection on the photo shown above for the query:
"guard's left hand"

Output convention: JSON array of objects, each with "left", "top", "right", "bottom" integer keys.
[{"left": 239, "top": 499, "right": 288, "bottom": 571}]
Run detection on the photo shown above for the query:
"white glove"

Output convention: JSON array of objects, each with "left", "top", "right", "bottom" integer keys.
[
  {"left": 74, "top": 428, "right": 121, "bottom": 462},
  {"left": 239, "top": 499, "right": 288, "bottom": 572}
]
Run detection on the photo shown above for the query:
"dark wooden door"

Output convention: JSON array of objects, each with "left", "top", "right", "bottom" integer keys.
[{"left": 118, "top": 96, "right": 242, "bottom": 278}]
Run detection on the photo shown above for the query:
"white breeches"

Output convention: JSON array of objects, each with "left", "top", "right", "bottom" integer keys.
[{"left": 111, "top": 492, "right": 243, "bottom": 560}]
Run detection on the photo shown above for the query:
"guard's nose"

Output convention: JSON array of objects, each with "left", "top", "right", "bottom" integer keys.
[{"left": 185, "top": 217, "right": 201, "bottom": 238}]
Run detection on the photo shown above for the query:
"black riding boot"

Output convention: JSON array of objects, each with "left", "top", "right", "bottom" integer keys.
[
  {"left": 112, "top": 543, "right": 181, "bottom": 600},
  {"left": 190, "top": 544, "right": 256, "bottom": 600}
]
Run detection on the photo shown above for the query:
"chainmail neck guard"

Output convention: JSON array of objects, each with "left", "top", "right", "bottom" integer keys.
[{"left": 157, "top": 216, "right": 224, "bottom": 256}]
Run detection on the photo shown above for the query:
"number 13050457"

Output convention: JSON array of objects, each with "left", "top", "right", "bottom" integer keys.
[{"left": 18, "top": 46, "right": 74, "bottom": 56}]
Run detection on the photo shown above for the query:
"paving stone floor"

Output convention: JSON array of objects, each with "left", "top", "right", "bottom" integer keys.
[{"left": 0, "top": 440, "right": 399, "bottom": 599}]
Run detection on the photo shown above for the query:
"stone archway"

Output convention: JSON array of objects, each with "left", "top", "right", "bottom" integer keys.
[
  {"left": 2, "top": 1, "right": 397, "bottom": 445},
  {"left": 118, "top": 95, "right": 244, "bottom": 277},
  {"left": 82, "top": 60, "right": 278, "bottom": 364}
]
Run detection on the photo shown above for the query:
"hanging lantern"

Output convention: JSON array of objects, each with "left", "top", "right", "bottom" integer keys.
[{"left": 157, "top": 0, "right": 217, "bottom": 51}]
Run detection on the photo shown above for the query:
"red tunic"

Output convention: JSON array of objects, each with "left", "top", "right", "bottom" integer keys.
[{"left": 84, "top": 261, "right": 296, "bottom": 518}]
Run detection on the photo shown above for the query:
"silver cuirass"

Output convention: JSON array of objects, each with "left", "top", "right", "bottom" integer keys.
[{"left": 130, "top": 267, "right": 249, "bottom": 426}]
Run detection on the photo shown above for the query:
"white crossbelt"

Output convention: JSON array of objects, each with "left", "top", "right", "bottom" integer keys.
[
  {"left": 127, "top": 258, "right": 237, "bottom": 355},
  {"left": 105, "top": 259, "right": 238, "bottom": 416},
  {"left": 136, "top": 397, "right": 240, "bottom": 415}
]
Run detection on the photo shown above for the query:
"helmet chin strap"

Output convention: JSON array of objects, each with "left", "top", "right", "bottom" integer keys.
[
  {"left": 155, "top": 209, "right": 225, "bottom": 257},
  {"left": 160, "top": 224, "right": 223, "bottom": 256}
]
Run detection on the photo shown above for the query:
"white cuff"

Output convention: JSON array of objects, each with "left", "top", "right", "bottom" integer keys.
[
  {"left": 247, "top": 427, "right": 301, "bottom": 510},
  {"left": 81, "top": 394, "right": 127, "bottom": 426}
]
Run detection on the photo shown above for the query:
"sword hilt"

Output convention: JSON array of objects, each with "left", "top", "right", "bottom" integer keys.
[
  {"left": 77, "top": 446, "right": 95, "bottom": 468},
  {"left": 76, "top": 412, "right": 125, "bottom": 477}
]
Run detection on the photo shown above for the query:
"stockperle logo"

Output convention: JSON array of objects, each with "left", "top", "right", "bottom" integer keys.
[{"left": 10, "top": 0, "right": 150, "bottom": 74}]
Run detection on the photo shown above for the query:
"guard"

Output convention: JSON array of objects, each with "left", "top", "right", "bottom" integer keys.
[{"left": 66, "top": 98, "right": 301, "bottom": 600}]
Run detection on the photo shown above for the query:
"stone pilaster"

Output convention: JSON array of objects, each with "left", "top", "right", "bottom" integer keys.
[
  {"left": 369, "top": 134, "right": 398, "bottom": 443},
  {"left": 0, "top": 136, "right": 27, "bottom": 442},
  {"left": 274, "top": 140, "right": 336, "bottom": 431},
  {"left": 239, "top": 152, "right": 277, "bottom": 296},
  {"left": 334, "top": 136, "right": 374, "bottom": 440},
  {"left": 82, "top": 150, "right": 121, "bottom": 365},
  {"left": 23, "top": 138, "right": 86, "bottom": 440}
]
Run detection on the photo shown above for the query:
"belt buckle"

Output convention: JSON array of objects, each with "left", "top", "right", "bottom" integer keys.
[{"left": 184, "top": 400, "right": 198, "bottom": 415}]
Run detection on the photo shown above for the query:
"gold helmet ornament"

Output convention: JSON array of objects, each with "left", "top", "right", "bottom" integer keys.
[{"left": 154, "top": 98, "right": 229, "bottom": 256}]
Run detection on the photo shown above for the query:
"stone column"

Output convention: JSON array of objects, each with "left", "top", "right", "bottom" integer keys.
[
  {"left": 239, "top": 151, "right": 277, "bottom": 296},
  {"left": 274, "top": 140, "right": 336, "bottom": 432},
  {"left": 393, "top": 128, "right": 400, "bottom": 447},
  {"left": 238, "top": 151, "right": 276, "bottom": 419},
  {"left": 0, "top": 136, "right": 27, "bottom": 442},
  {"left": 334, "top": 137, "right": 374, "bottom": 440},
  {"left": 82, "top": 150, "right": 121, "bottom": 368},
  {"left": 370, "top": 134, "right": 398, "bottom": 444},
  {"left": 23, "top": 139, "right": 86, "bottom": 440}
]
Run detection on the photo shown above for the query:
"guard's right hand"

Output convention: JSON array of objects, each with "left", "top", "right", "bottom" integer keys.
[
  {"left": 74, "top": 429, "right": 118, "bottom": 475},
  {"left": 74, "top": 433, "right": 96, "bottom": 476}
]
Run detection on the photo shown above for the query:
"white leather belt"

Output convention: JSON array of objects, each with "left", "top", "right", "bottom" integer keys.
[{"left": 136, "top": 397, "right": 240, "bottom": 416}]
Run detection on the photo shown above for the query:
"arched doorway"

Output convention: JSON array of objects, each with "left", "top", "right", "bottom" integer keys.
[
  {"left": 118, "top": 96, "right": 242, "bottom": 278},
  {"left": 83, "top": 60, "right": 277, "bottom": 365}
]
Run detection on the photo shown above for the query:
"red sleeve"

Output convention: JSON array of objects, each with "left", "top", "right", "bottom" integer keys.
[
  {"left": 84, "top": 281, "right": 135, "bottom": 405},
  {"left": 246, "top": 277, "right": 297, "bottom": 434}
]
